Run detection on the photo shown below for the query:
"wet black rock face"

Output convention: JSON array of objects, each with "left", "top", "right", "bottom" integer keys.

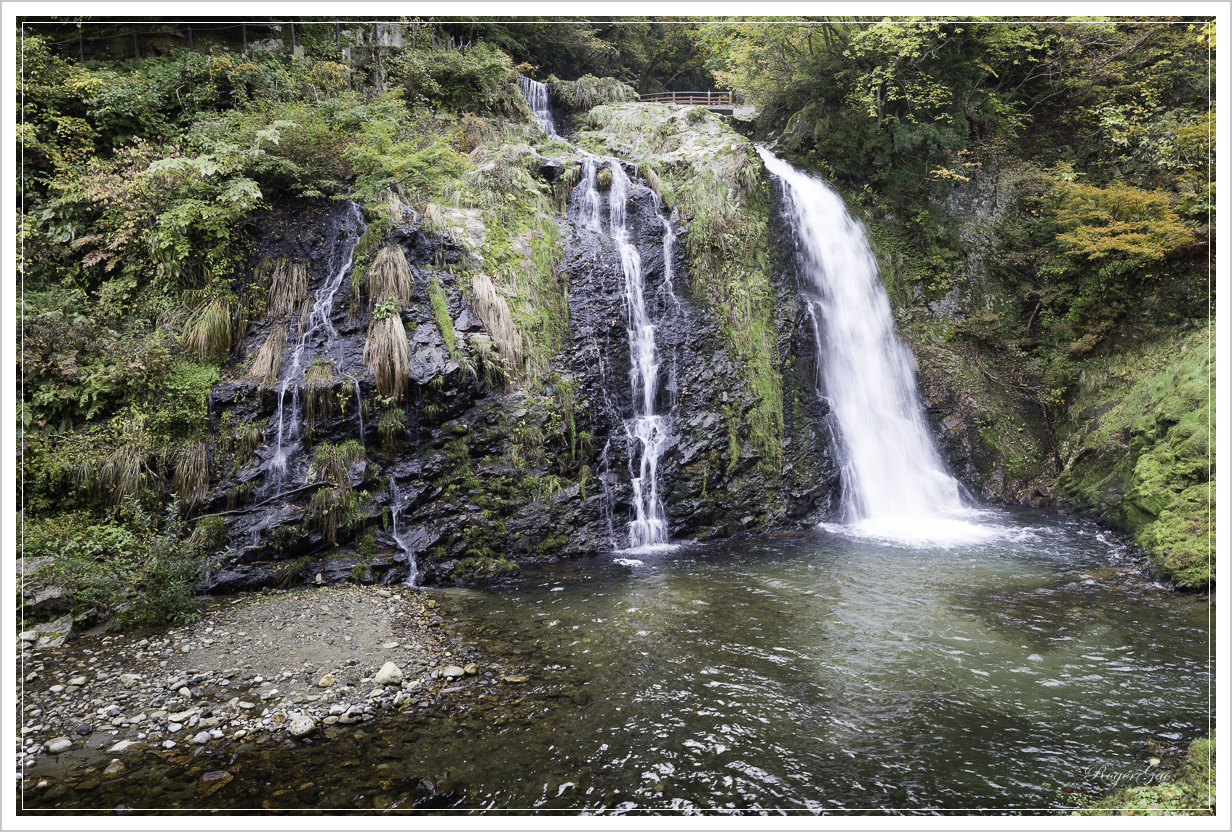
[
  {"left": 561, "top": 167, "right": 842, "bottom": 546},
  {"left": 202, "top": 167, "right": 845, "bottom": 593}
]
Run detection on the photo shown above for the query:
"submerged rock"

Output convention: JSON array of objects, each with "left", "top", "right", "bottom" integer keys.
[
  {"left": 197, "top": 770, "right": 234, "bottom": 798},
  {"left": 45, "top": 737, "right": 72, "bottom": 754}
]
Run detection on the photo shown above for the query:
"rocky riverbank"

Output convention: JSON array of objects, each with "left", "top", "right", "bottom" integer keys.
[{"left": 15, "top": 583, "right": 534, "bottom": 808}]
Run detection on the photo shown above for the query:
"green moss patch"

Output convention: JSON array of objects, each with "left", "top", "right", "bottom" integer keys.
[
  {"left": 1073, "top": 733, "right": 1215, "bottom": 816},
  {"left": 1056, "top": 322, "right": 1213, "bottom": 587}
]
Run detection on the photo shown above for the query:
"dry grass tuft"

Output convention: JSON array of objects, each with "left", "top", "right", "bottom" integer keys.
[
  {"left": 181, "top": 296, "right": 240, "bottom": 361},
  {"left": 375, "top": 190, "right": 404, "bottom": 225},
  {"left": 86, "top": 414, "right": 155, "bottom": 512},
  {"left": 172, "top": 441, "right": 210, "bottom": 515},
  {"left": 644, "top": 165, "right": 663, "bottom": 199},
  {"left": 468, "top": 274, "right": 524, "bottom": 383},
  {"left": 421, "top": 202, "right": 445, "bottom": 232},
  {"left": 309, "top": 439, "right": 366, "bottom": 490},
  {"left": 267, "top": 256, "right": 309, "bottom": 320},
  {"left": 365, "top": 245, "right": 415, "bottom": 313},
  {"left": 246, "top": 325, "right": 287, "bottom": 388},
  {"left": 570, "top": 75, "right": 639, "bottom": 111},
  {"left": 301, "top": 359, "right": 335, "bottom": 441},
  {"left": 364, "top": 311, "right": 410, "bottom": 401}
]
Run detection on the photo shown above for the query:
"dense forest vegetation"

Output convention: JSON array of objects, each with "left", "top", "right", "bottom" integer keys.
[{"left": 17, "top": 17, "right": 1212, "bottom": 622}]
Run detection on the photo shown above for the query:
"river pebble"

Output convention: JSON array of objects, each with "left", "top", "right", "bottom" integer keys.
[{"left": 14, "top": 583, "right": 521, "bottom": 788}]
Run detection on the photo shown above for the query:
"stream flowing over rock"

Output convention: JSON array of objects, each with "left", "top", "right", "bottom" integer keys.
[{"left": 197, "top": 87, "right": 846, "bottom": 591}]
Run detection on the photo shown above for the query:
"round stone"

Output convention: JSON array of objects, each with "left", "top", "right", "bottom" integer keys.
[
  {"left": 45, "top": 737, "right": 72, "bottom": 754},
  {"left": 374, "top": 662, "right": 403, "bottom": 686},
  {"left": 288, "top": 716, "right": 316, "bottom": 738}
]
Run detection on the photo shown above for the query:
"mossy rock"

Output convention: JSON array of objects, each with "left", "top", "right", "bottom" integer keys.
[{"left": 1056, "top": 323, "right": 1213, "bottom": 588}]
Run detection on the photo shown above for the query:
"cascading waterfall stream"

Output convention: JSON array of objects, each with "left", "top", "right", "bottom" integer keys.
[
  {"left": 517, "top": 76, "right": 680, "bottom": 551},
  {"left": 577, "top": 155, "right": 676, "bottom": 550},
  {"left": 268, "top": 202, "right": 368, "bottom": 492},
  {"left": 353, "top": 379, "right": 366, "bottom": 450},
  {"left": 517, "top": 76, "right": 558, "bottom": 137},
  {"left": 759, "top": 149, "right": 981, "bottom": 543}
]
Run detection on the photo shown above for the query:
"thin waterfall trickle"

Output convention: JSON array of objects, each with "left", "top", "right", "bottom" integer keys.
[
  {"left": 759, "top": 148, "right": 967, "bottom": 535},
  {"left": 353, "top": 379, "right": 366, "bottom": 450},
  {"left": 577, "top": 155, "right": 675, "bottom": 549},
  {"left": 517, "top": 76, "right": 558, "bottom": 137},
  {"left": 269, "top": 202, "right": 368, "bottom": 492},
  {"left": 389, "top": 478, "right": 419, "bottom": 586}
]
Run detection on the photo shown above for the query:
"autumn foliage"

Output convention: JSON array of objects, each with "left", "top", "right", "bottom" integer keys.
[{"left": 1051, "top": 180, "right": 1197, "bottom": 280}]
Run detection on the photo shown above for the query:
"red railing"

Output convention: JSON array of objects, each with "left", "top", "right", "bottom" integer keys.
[{"left": 639, "top": 91, "right": 735, "bottom": 107}]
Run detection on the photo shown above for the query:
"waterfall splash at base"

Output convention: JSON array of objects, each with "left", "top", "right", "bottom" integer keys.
[{"left": 759, "top": 149, "right": 995, "bottom": 545}]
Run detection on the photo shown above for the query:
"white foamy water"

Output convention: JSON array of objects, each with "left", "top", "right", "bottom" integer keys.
[
  {"left": 578, "top": 155, "right": 675, "bottom": 549},
  {"left": 389, "top": 477, "right": 419, "bottom": 586},
  {"left": 817, "top": 511, "right": 1038, "bottom": 549},
  {"left": 517, "top": 76, "right": 558, "bottom": 137},
  {"left": 759, "top": 149, "right": 970, "bottom": 538},
  {"left": 269, "top": 202, "right": 367, "bottom": 490}
]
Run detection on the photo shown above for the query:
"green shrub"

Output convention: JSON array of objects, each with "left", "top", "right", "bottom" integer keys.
[
  {"left": 394, "top": 43, "right": 526, "bottom": 117},
  {"left": 32, "top": 501, "right": 221, "bottom": 629}
]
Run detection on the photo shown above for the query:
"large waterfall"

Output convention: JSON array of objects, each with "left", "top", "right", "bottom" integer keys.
[{"left": 759, "top": 149, "right": 976, "bottom": 542}]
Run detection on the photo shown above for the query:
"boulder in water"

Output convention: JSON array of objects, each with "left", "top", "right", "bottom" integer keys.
[
  {"left": 45, "top": 737, "right": 72, "bottom": 754},
  {"left": 288, "top": 715, "right": 316, "bottom": 738}
]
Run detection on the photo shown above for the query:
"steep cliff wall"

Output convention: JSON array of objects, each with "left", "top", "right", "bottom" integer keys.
[{"left": 198, "top": 101, "right": 843, "bottom": 592}]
